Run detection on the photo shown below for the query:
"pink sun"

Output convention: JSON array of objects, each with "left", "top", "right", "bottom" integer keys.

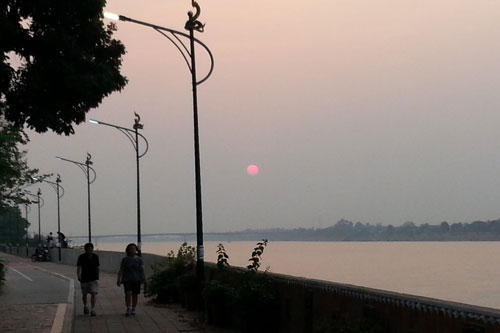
[{"left": 247, "top": 164, "right": 259, "bottom": 176}]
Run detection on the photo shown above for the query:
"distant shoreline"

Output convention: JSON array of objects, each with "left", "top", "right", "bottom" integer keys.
[{"left": 69, "top": 217, "right": 500, "bottom": 242}]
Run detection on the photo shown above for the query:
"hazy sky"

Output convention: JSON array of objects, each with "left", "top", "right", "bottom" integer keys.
[{"left": 24, "top": 0, "right": 500, "bottom": 237}]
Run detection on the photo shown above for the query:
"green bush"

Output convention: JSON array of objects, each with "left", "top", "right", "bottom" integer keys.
[
  {"left": 178, "top": 272, "right": 204, "bottom": 310},
  {"left": 203, "top": 279, "right": 237, "bottom": 326},
  {"left": 145, "top": 242, "right": 196, "bottom": 303},
  {"left": 203, "top": 240, "right": 279, "bottom": 331},
  {"left": 203, "top": 273, "right": 279, "bottom": 331},
  {"left": 146, "top": 240, "right": 280, "bottom": 331}
]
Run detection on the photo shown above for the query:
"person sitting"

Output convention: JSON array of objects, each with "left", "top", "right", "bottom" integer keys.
[
  {"left": 47, "top": 232, "right": 54, "bottom": 247},
  {"left": 57, "top": 231, "right": 68, "bottom": 248}
]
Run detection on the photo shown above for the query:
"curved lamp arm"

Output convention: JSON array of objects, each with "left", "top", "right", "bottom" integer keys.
[
  {"left": 89, "top": 113, "right": 149, "bottom": 158},
  {"left": 23, "top": 190, "right": 44, "bottom": 208},
  {"left": 57, "top": 155, "right": 97, "bottom": 184},
  {"left": 33, "top": 174, "right": 65, "bottom": 199},
  {"left": 104, "top": 12, "right": 214, "bottom": 86}
]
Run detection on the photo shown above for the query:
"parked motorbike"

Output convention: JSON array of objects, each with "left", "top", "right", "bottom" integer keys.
[{"left": 31, "top": 246, "right": 51, "bottom": 262}]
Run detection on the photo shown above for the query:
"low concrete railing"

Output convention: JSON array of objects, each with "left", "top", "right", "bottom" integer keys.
[
  {"left": 2, "top": 245, "right": 500, "bottom": 332},
  {"left": 0, "top": 244, "right": 36, "bottom": 257},
  {"left": 269, "top": 272, "right": 500, "bottom": 332}
]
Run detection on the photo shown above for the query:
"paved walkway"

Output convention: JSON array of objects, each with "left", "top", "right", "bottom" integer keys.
[{"left": 0, "top": 252, "right": 216, "bottom": 332}]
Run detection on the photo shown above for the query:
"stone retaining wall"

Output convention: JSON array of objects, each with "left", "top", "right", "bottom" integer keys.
[{"left": 2, "top": 244, "right": 500, "bottom": 332}]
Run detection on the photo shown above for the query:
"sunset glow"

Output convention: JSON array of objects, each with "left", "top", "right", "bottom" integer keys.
[{"left": 247, "top": 164, "right": 259, "bottom": 176}]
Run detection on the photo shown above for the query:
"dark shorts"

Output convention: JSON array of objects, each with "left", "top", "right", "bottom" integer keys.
[{"left": 123, "top": 281, "right": 141, "bottom": 294}]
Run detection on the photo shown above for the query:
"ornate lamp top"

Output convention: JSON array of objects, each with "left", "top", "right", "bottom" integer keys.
[
  {"left": 134, "top": 112, "right": 144, "bottom": 130},
  {"left": 86, "top": 153, "right": 93, "bottom": 166},
  {"left": 185, "top": 0, "right": 205, "bottom": 32}
]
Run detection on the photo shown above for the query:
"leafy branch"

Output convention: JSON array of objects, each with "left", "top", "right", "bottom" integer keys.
[
  {"left": 247, "top": 239, "right": 268, "bottom": 272},
  {"left": 216, "top": 243, "right": 230, "bottom": 270}
]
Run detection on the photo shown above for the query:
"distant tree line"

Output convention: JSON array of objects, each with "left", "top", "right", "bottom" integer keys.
[{"left": 236, "top": 219, "right": 500, "bottom": 242}]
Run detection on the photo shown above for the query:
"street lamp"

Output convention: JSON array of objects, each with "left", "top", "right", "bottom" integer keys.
[
  {"left": 105, "top": 1, "right": 214, "bottom": 278},
  {"left": 21, "top": 194, "right": 33, "bottom": 256},
  {"left": 24, "top": 201, "right": 30, "bottom": 256},
  {"left": 89, "top": 113, "right": 149, "bottom": 252},
  {"left": 33, "top": 175, "right": 65, "bottom": 261},
  {"left": 57, "top": 154, "right": 96, "bottom": 243},
  {"left": 23, "top": 190, "right": 44, "bottom": 246},
  {"left": 37, "top": 189, "right": 42, "bottom": 245}
]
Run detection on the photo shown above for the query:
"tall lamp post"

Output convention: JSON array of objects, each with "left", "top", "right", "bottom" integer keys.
[
  {"left": 16, "top": 203, "right": 20, "bottom": 254},
  {"left": 22, "top": 195, "right": 32, "bottom": 256},
  {"left": 89, "top": 113, "right": 149, "bottom": 252},
  {"left": 34, "top": 175, "right": 65, "bottom": 261},
  {"left": 105, "top": 0, "right": 214, "bottom": 278},
  {"left": 36, "top": 189, "right": 42, "bottom": 245},
  {"left": 23, "top": 190, "right": 44, "bottom": 246},
  {"left": 24, "top": 201, "right": 30, "bottom": 256},
  {"left": 57, "top": 154, "right": 96, "bottom": 243}
]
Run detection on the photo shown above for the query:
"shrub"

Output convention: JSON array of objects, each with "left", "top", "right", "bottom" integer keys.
[
  {"left": 203, "top": 279, "right": 237, "bottom": 327},
  {"left": 203, "top": 240, "right": 279, "bottom": 331},
  {"left": 178, "top": 272, "right": 204, "bottom": 310},
  {"left": 233, "top": 273, "right": 279, "bottom": 332},
  {"left": 145, "top": 242, "right": 196, "bottom": 303}
]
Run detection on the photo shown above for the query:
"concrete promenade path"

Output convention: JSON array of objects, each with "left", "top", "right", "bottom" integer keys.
[{"left": 0, "top": 252, "right": 215, "bottom": 333}]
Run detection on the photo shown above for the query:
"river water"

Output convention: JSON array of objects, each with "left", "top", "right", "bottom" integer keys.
[{"left": 81, "top": 239, "right": 500, "bottom": 310}]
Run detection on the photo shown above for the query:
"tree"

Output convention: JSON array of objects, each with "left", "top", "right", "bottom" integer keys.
[
  {"left": 0, "top": 205, "right": 26, "bottom": 243},
  {"left": 0, "top": 120, "right": 39, "bottom": 244},
  {"left": 0, "top": 121, "right": 38, "bottom": 210},
  {"left": 439, "top": 221, "right": 450, "bottom": 232},
  {"left": 1, "top": 0, "right": 127, "bottom": 135}
]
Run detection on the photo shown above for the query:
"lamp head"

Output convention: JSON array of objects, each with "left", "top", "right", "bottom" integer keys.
[
  {"left": 104, "top": 12, "right": 120, "bottom": 21},
  {"left": 89, "top": 119, "right": 100, "bottom": 124}
]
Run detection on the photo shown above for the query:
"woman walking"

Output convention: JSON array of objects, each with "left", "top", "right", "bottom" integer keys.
[{"left": 116, "top": 243, "right": 146, "bottom": 316}]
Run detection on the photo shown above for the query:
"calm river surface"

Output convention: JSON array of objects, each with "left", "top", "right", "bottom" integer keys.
[{"left": 90, "top": 240, "right": 500, "bottom": 310}]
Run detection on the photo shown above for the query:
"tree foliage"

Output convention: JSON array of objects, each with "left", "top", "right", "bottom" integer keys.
[
  {"left": 0, "top": 205, "right": 27, "bottom": 243},
  {"left": 0, "top": 0, "right": 127, "bottom": 135},
  {"left": 0, "top": 122, "right": 38, "bottom": 210}
]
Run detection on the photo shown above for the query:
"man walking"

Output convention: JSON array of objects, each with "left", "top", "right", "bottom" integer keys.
[{"left": 77, "top": 243, "right": 100, "bottom": 316}]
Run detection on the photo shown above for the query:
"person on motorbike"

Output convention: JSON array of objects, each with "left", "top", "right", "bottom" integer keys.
[{"left": 32, "top": 245, "right": 50, "bottom": 261}]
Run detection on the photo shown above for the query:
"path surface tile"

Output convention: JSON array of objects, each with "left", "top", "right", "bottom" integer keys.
[
  {"left": 0, "top": 252, "right": 219, "bottom": 332},
  {"left": 0, "top": 303, "right": 58, "bottom": 332}
]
